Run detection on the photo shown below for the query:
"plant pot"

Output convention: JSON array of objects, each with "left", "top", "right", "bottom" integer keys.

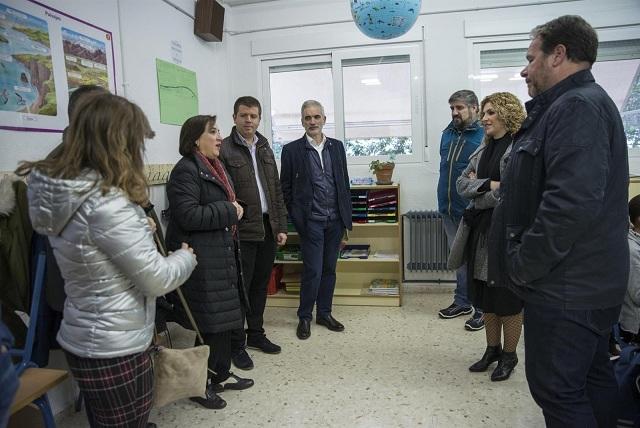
[{"left": 374, "top": 165, "right": 394, "bottom": 185}]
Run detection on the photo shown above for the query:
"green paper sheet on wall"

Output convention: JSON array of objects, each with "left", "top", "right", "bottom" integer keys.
[{"left": 156, "top": 59, "right": 198, "bottom": 125}]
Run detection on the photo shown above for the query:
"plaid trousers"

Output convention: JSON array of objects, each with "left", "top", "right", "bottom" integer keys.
[{"left": 65, "top": 350, "right": 153, "bottom": 428}]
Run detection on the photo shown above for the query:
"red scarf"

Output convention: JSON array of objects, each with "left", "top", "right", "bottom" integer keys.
[{"left": 195, "top": 151, "right": 238, "bottom": 236}]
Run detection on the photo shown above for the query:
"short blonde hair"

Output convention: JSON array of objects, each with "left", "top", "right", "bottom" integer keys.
[{"left": 480, "top": 92, "right": 526, "bottom": 137}]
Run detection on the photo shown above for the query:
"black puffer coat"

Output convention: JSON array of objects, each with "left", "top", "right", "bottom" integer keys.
[{"left": 165, "top": 155, "right": 247, "bottom": 334}]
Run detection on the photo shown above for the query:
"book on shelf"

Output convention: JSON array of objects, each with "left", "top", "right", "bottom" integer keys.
[
  {"left": 340, "top": 244, "right": 370, "bottom": 259},
  {"left": 367, "top": 206, "right": 396, "bottom": 212},
  {"left": 367, "top": 189, "right": 397, "bottom": 202},
  {"left": 368, "top": 200, "right": 397, "bottom": 208},
  {"left": 366, "top": 212, "right": 396, "bottom": 217},
  {"left": 368, "top": 278, "right": 399, "bottom": 296},
  {"left": 276, "top": 244, "right": 302, "bottom": 261},
  {"left": 370, "top": 250, "right": 398, "bottom": 259},
  {"left": 350, "top": 177, "right": 374, "bottom": 186}
]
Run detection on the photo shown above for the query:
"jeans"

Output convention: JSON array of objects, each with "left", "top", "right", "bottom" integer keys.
[
  {"left": 524, "top": 302, "right": 620, "bottom": 428},
  {"left": 0, "top": 350, "right": 18, "bottom": 428},
  {"left": 297, "top": 218, "right": 344, "bottom": 321},
  {"left": 442, "top": 214, "right": 472, "bottom": 309}
]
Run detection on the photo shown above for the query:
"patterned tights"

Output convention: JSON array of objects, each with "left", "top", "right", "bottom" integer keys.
[{"left": 484, "top": 311, "right": 523, "bottom": 352}]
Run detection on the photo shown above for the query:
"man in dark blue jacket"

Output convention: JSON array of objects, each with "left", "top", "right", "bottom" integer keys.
[
  {"left": 488, "top": 15, "right": 629, "bottom": 427},
  {"left": 437, "top": 90, "right": 485, "bottom": 331},
  {"left": 280, "top": 100, "right": 352, "bottom": 340}
]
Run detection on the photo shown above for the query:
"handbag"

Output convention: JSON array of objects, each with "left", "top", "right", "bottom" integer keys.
[
  {"left": 151, "top": 232, "right": 210, "bottom": 408},
  {"left": 447, "top": 218, "right": 470, "bottom": 270}
]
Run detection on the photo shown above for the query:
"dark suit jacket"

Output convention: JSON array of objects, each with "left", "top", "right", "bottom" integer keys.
[{"left": 280, "top": 135, "right": 352, "bottom": 235}]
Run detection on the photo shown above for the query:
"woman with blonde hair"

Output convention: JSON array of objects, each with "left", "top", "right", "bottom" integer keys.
[
  {"left": 453, "top": 92, "right": 526, "bottom": 381},
  {"left": 16, "top": 93, "right": 197, "bottom": 427}
]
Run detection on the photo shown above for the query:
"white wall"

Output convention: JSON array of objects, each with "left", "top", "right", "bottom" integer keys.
[
  {"left": 1, "top": 0, "right": 232, "bottom": 415},
  {"left": 226, "top": 0, "right": 640, "bottom": 212}
]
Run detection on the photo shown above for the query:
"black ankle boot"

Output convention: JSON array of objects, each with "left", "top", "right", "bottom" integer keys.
[
  {"left": 491, "top": 351, "right": 518, "bottom": 381},
  {"left": 469, "top": 345, "right": 502, "bottom": 372}
]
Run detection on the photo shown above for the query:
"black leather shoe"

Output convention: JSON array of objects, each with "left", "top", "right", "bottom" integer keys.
[
  {"left": 469, "top": 345, "right": 502, "bottom": 372},
  {"left": 491, "top": 351, "right": 518, "bottom": 381},
  {"left": 247, "top": 336, "right": 281, "bottom": 354},
  {"left": 190, "top": 387, "right": 227, "bottom": 409},
  {"left": 316, "top": 315, "right": 344, "bottom": 332},
  {"left": 212, "top": 373, "right": 254, "bottom": 392},
  {"left": 297, "top": 319, "right": 311, "bottom": 340},
  {"left": 231, "top": 349, "right": 254, "bottom": 370},
  {"left": 147, "top": 424, "right": 157, "bottom": 428}
]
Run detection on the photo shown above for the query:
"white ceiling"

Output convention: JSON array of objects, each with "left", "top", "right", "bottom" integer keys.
[{"left": 222, "top": 0, "right": 280, "bottom": 6}]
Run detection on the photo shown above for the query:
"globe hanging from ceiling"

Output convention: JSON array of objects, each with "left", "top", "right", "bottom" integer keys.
[{"left": 351, "top": 0, "right": 422, "bottom": 40}]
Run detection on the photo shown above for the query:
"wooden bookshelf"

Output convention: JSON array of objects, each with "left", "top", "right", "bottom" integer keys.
[{"left": 268, "top": 183, "right": 402, "bottom": 307}]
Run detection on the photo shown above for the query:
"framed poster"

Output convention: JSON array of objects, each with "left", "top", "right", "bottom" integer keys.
[{"left": 0, "top": 0, "right": 116, "bottom": 132}]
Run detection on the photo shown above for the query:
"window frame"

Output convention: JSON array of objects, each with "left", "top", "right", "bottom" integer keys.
[
  {"left": 469, "top": 27, "right": 640, "bottom": 157},
  {"left": 260, "top": 43, "right": 425, "bottom": 164}
]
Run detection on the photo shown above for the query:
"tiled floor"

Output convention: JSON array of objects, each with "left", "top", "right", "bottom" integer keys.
[{"left": 57, "top": 286, "right": 544, "bottom": 427}]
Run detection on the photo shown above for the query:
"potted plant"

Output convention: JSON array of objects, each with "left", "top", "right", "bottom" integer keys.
[{"left": 369, "top": 159, "right": 395, "bottom": 185}]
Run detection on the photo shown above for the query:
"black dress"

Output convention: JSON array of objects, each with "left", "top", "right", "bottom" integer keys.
[{"left": 466, "top": 135, "right": 523, "bottom": 316}]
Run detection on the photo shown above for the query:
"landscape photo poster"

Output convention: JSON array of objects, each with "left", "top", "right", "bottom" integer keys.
[{"left": 0, "top": 0, "right": 116, "bottom": 132}]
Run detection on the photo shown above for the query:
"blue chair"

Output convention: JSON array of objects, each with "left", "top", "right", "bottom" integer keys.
[{"left": 9, "top": 235, "right": 68, "bottom": 428}]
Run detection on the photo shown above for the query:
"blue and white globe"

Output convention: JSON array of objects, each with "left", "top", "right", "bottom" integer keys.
[{"left": 351, "top": 0, "right": 421, "bottom": 40}]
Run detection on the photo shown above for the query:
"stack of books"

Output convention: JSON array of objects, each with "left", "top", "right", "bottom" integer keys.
[
  {"left": 350, "top": 188, "right": 398, "bottom": 223},
  {"left": 366, "top": 189, "right": 397, "bottom": 223},
  {"left": 340, "top": 244, "right": 370, "bottom": 259},
  {"left": 351, "top": 189, "right": 368, "bottom": 223},
  {"left": 275, "top": 244, "right": 302, "bottom": 261},
  {"left": 281, "top": 272, "right": 301, "bottom": 294},
  {"left": 350, "top": 177, "right": 374, "bottom": 186},
  {"left": 368, "top": 278, "right": 400, "bottom": 296}
]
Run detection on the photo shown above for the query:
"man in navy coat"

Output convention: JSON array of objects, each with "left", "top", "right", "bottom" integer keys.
[{"left": 280, "top": 100, "right": 352, "bottom": 340}]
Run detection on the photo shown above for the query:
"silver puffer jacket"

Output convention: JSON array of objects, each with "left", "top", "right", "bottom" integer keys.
[{"left": 28, "top": 169, "right": 197, "bottom": 358}]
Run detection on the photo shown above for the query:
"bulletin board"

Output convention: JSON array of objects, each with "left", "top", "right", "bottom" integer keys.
[{"left": 0, "top": 0, "right": 116, "bottom": 133}]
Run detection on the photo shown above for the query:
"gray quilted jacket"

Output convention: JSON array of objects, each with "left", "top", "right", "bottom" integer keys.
[
  {"left": 28, "top": 169, "right": 197, "bottom": 358},
  {"left": 620, "top": 229, "right": 640, "bottom": 335},
  {"left": 451, "top": 141, "right": 511, "bottom": 281}
]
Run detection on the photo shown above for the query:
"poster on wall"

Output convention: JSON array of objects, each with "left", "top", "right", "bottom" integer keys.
[
  {"left": 156, "top": 58, "right": 198, "bottom": 126},
  {"left": 0, "top": 0, "right": 116, "bottom": 133}
]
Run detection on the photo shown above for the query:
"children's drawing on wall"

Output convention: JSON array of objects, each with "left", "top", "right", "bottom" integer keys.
[{"left": 0, "top": 0, "right": 115, "bottom": 132}]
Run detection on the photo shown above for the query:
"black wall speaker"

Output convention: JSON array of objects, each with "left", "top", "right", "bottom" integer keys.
[{"left": 194, "top": 0, "right": 225, "bottom": 42}]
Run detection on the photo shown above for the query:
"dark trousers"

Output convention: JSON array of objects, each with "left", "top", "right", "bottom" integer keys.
[
  {"left": 64, "top": 350, "right": 153, "bottom": 428},
  {"left": 523, "top": 302, "right": 620, "bottom": 428},
  {"left": 197, "top": 330, "right": 232, "bottom": 384},
  {"left": 231, "top": 216, "right": 277, "bottom": 351},
  {"left": 297, "top": 218, "right": 343, "bottom": 321}
]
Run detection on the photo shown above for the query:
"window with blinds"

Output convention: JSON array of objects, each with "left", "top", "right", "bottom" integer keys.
[{"left": 478, "top": 39, "right": 640, "bottom": 148}]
